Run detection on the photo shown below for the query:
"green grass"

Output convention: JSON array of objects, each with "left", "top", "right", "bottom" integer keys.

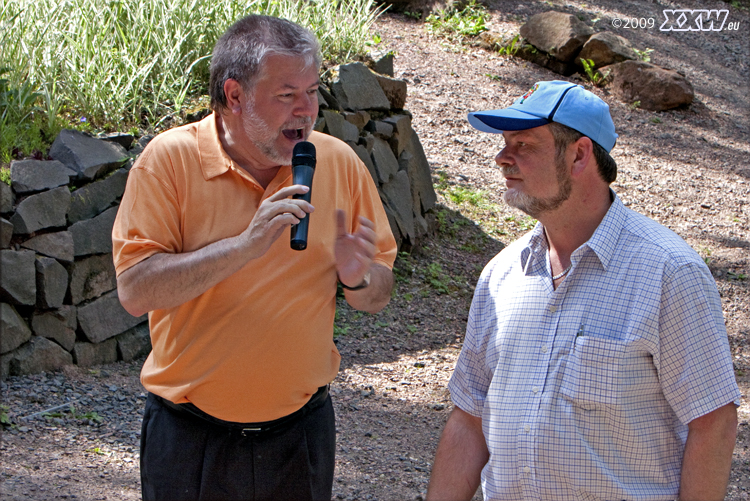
[
  {"left": 426, "top": 0, "right": 488, "bottom": 41},
  {"left": 0, "top": 0, "right": 386, "bottom": 163}
]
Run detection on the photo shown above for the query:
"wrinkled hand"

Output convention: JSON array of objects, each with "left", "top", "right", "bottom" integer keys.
[
  {"left": 335, "top": 209, "right": 376, "bottom": 288},
  {"left": 242, "top": 185, "right": 314, "bottom": 260}
]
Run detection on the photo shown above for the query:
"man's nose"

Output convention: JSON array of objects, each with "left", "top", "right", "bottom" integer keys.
[
  {"left": 495, "top": 148, "right": 511, "bottom": 167},
  {"left": 295, "top": 92, "right": 317, "bottom": 116}
]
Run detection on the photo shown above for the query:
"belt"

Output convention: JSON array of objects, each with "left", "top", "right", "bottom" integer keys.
[{"left": 153, "top": 385, "right": 329, "bottom": 436}]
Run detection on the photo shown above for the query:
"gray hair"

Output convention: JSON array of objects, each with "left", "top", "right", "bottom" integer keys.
[
  {"left": 547, "top": 122, "right": 617, "bottom": 184},
  {"left": 209, "top": 15, "right": 322, "bottom": 112}
]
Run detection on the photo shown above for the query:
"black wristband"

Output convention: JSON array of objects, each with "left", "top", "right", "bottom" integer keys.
[{"left": 339, "top": 271, "right": 371, "bottom": 291}]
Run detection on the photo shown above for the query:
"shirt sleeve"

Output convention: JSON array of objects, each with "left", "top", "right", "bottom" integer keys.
[
  {"left": 112, "top": 146, "right": 183, "bottom": 277},
  {"left": 657, "top": 261, "right": 741, "bottom": 424},
  {"left": 449, "top": 262, "right": 497, "bottom": 417}
]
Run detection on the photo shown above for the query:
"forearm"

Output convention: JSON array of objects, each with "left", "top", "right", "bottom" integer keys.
[
  {"left": 117, "top": 233, "right": 250, "bottom": 316},
  {"left": 343, "top": 263, "right": 393, "bottom": 314},
  {"left": 427, "top": 407, "right": 488, "bottom": 501},
  {"left": 679, "top": 403, "right": 737, "bottom": 501}
]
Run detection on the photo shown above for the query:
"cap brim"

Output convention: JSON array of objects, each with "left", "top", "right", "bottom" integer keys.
[{"left": 468, "top": 109, "right": 549, "bottom": 134}]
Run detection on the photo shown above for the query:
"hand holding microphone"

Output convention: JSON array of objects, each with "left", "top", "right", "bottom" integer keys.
[{"left": 290, "top": 141, "right": 316, "bottom": 250}]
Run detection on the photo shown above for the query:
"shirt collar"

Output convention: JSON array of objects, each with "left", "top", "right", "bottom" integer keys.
[
  {"left": 197, "top": 112, "right": 235, "bottom": 181},
  {"left": 520, "top": 190, "right": 626, "bottom": 274}
]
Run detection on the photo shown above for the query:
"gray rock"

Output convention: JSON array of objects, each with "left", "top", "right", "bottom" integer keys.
[
  {"left": 313, "top": 117, "right": 326, "bottom": 132},
  {"left": 331, "top": 62, "right": 391, "bottom": 111},
  {"left": 20, "top": 231, "right": 74, "bottom": 263},
  {"left": 375, "top": 75, "right": 408, "bottom": 110},
  {"left": 577, "top": 32, "right": 636, "bottom": 69},
  {"left": 116, "top": 322, "right": 151, "bottom": 362},
  {"left": 370, "top": 51, "right": 395, "bottom": 77},
  {"left": 601, "top": 60, "right": 694, "bottom": 111},
  {"left": 69, "top": 206, "right": 118, "bottom": 257},
  {"left": 383, "top": 115, "right": 414, "bottom": 157},
  {"left": 0, "top": 351, "right": 11, "bottom": 379},
  {"left": 343, "top": 110, "right": 371, "bottom": 131},
  {"left": 371, "top": 138, "right": 399, "bottom": 184},
  {"left": 0, "top": 182, "right": 12, "bottom": 213},
  {"left": 31, "top": 306, "right": 77, "bottom": 352},
  {"left": 9, "top": 336, "right": 73, "bottom": 376},
  {"left": 348, "top": 143, "right": 379, "bottom": 187},
  {"left": 1, "top": 303, "right": 32, "bottom": 354},
  {"left": 322, "top": 110, "right": 360, "bottom": 143},
  {"left": 520, "top": 11, "right": 593, "bottom": 62},
  {"left": 514, "top": 44, "right": 578, "bottom": 76},
  {"left": 101, "top": 132, "right": 135, "bottom": 150},
  {"left": 77, "top": 290, "right": 146, "bottom": 343},
  {"left": 402, "top": 132, "right": 438, "bottom": 214},
  {"left": 49, "top": 129, "right": 129, "bottom": 181},
  {"left": 381, "top": 170, "right": 415, "bottom": 242},
  {"left": 364, "top": 120, "right": 394, "bottom": 139},
  {"left": 0, "top": 218, "right": 12, "bottom": 249},
  {"left": 10, "top": 159, "right": 75, "bottom": 193},
  {"left": 35, "top": 257, "right": 68, "bottom": 309},
  {"left": 382, "top": 205, "right": 403, "bottom": 250},
  {"left": 316, "top": 89, "right": 328, "bottom": 108},
  {"left": 73, "top": 338, "right": 118, "bottom": 367},
  {"left": 68, "top": 169, "right": 128, "bottom": 223},
  {"left": 9, "top": 186, "right": 71, "bottom": 235},
  {"left": 317, "top": 85, "right": 343, "bottom": 112},
  {"left": 0, "top": 249, "right": 36, "bottom": 305},
  {"left": 68, "top": 253, "right": 117, "bottom": 305}
]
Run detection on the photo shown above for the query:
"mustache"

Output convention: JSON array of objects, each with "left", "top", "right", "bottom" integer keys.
[
  {"left": 502, "top": 165, "right": 520, "bottom": 177},
  {"left": 283, "top": 117, "right": 312, "bottom": 129}
]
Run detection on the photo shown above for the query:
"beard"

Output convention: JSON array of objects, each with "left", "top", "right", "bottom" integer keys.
[
  {"left": 502, "top": 158, "right": 572, "bottom": 218},
  {"left": 242, "top": 99, "right": 312, "bottom": 165}
]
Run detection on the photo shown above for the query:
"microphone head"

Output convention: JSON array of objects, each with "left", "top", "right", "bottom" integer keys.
[{"left": 292, "top": 141, "right": 316, "bottom": 168}]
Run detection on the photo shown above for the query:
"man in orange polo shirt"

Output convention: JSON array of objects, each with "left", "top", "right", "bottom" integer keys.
[{"left": 112, "top": 15, "right": 397, "bottom": 501}]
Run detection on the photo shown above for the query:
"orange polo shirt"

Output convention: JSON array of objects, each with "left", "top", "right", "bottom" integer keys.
[{"left": 112, "top": 113, "right": 397, "bottom": 422}]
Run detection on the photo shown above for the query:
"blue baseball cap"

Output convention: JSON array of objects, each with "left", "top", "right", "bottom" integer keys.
[{"left": 467, "top": 80, "right": 618, "bottom": 152}]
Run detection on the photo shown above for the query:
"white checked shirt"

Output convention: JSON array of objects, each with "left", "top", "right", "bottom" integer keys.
[{"left": 449, "top": 194, "right": 740, "bottom": 501}]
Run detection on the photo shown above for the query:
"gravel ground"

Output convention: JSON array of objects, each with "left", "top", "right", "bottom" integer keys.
[{"left": 2, "top": 1, "right": 749, "bottom": 500}]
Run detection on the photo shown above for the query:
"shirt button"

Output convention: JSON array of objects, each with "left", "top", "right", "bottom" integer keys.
[
  {"left": 524, "top": 425, "right": 530, "bottom": 433},
  {"left": 541, "top": 345, "right": 548, "bottom": 354},
  {"left": 549, "top": 305, "right": 557, "bottom": 313},
  {"left": 523, "top": 466, "right": 531, "bottom": 473},
  {"left": 532, "top": 386, "right": 539, "bottom": 394}
]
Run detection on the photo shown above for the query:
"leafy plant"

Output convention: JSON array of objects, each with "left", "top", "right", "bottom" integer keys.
[
  {"left": 426, "top": 0, "right": 489, "bottom": 41},
  {"left": 628, "top": 100, "right": 641, "bottom": 110},
  {"left": 497, "top": 34, "right": 521, "bottom": 56},
  {"left": 633, "top": 47, "right": 654, "bottom": 63},
  {"left": 0, "top": 167, "right": 10, "bottom": 186},
  {"left": 580, "top": 58, "right": 608, "bottom": 86},
  {"left": 425, "top": 262, "right": 451, "bottom": 294},
  {"left": 0, "top": 405, "right": 11, "bottom": 426}
]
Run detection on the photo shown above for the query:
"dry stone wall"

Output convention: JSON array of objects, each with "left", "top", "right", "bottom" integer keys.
[{"left": 0, "top": 59, "right": 437, "bottom": 378}]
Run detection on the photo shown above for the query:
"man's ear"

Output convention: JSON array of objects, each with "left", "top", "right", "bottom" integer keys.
[
  {"left": 571, "top": 136, "right": 594, "bottom": 177},
  {"left": 223, "top": 79, "right": 244, "bottom": 115}
]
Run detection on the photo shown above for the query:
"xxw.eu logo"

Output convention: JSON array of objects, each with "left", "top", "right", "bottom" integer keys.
[{"left": 659, "top": 10, "right": 739, "bottom": 31}]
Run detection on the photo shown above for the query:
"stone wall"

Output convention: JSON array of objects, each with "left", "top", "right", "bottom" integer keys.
[{"left": 0, "top": 59, "right": 437, "bottom": 378}]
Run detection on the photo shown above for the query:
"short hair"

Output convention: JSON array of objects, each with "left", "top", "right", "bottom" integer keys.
[
  {"left": 547, "top": 122, "right": 617, "bottom": 184},
  {"left": 209, "top": 15, "right": 322, "bottom": 112}
]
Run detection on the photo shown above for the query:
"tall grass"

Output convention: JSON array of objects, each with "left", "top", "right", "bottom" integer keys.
[{"left": 0, "top": 0, "right": 385, "bottom": 162}]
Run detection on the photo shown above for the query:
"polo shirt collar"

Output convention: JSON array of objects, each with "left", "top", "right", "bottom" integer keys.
[{"left": 197, "top": 112, "right": 235, "bottom": 181}]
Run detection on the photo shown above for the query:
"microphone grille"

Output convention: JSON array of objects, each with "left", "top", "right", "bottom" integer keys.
[{"left": 292, "top": 141, "right": 316, "bottom": 167}]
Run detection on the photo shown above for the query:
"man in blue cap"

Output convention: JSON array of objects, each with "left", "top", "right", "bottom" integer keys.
[{"left": 426, "top": 81, "right": 739, "bottom": 501}]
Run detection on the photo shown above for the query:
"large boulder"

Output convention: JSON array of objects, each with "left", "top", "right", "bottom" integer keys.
[
  {"left": 68, "top": 168, "right": 128, "bottom": 224},
  {"left": 20, "top": 231, "right": 74, "bottom": 263},
  {"left": 35, "top": 256, "right": 68, "bottom": 309},
  {"left": 116, "top": 322, "right": 151, "bottom": 362},
  {"left": 49, "top": 129, "right": 129, "bottom": 181},
  {"left": 0, "top": 249, "right": 37, "bottom": 305},
  {"left": 322, "top": 110, "right": 360, "bottom": 143},
  {"left": 67, "top": 253, "right": 117, "bottom": 305},
  {"left": 577, "top": 32, "right": 637, "bottom": 69},
  {"left": 31, "top": 306, "right": 77, "bottom": 352},
  {"left": 8, "top": 336, "right": 73, "bottom": 376},
  {"left": 381, "top": 170, "right": 415, "bottom": 243},
  {"left": 9, "top": 186, "right": 71, "bottom": 235},
  {"left": 10, "top": 159, "right": 75, "bottom": 194},
  {"left": 0, "top": 182, "right": 12, "bottom": 213},
  {"left": 520, "top": 11, "right": 593, "bottom": 63},
  {"left": 1, "top": 303, "right": 32, "bottom": 354},
  {"left": 371, "top": 137, "right": 400, "bottom": 185},
  {"left": 331, "top": 62, "right": 392, "bottom": 111},
  {"left": 69, "top": 206, "right": 118, "bottom": 257},
  {"left": 601, "top": 60, "right": 694, "bottom": 111},
  {"left": 73, "top": 338, "right": 118, "bottom": 367},
  {"left": 0, "top": 218, "right": 12, "bottom": 249},
  {"left": 77, "top": 290, "right": 146, "bottom": 343},
  {"left": 375, "top": 74, "right": 408, "bottom": 110}
]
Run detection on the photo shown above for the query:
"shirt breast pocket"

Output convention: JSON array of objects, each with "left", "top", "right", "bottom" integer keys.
[{"left": 561, "top": 336, "right": 626, "bottom": 409}]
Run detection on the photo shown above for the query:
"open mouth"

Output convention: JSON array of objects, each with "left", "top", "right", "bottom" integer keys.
[{"left": 282, "top": 128, "right": 304, "bottom": 140}]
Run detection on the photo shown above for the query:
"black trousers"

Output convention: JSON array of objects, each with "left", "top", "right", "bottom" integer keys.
[{"left": 140, "top": 388, "right": 335, "bottom": 501}]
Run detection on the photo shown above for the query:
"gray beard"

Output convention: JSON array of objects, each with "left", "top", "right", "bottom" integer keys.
[{"left": 502, "top": 161, "right": 572, "bottom": 218}]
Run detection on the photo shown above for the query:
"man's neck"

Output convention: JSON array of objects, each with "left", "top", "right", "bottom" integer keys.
[{"left": 216, "top": 114, "right": 282, "bottom": 190}]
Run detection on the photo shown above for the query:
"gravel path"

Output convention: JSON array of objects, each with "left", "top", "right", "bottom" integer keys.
[{"left": 2, "top": 2, "right": 749, "bottom": 500}]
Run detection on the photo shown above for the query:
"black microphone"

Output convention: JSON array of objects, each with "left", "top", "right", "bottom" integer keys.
[{"left": 290, "top": 141, "right": 316, "bottom": 251}]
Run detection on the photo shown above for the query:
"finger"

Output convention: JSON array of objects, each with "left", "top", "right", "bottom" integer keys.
[
  {"left": 261, "top": 198, "right": 314, "bottom": 219},
  {"left": 336, "top": 209, "right": 347, "bottom": 238},
  {"left": 357, "top": 216, "right": 375, "bottom": 231},
  {"left": 267, "top": 185, "right": 310, "bottom": 202}
]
